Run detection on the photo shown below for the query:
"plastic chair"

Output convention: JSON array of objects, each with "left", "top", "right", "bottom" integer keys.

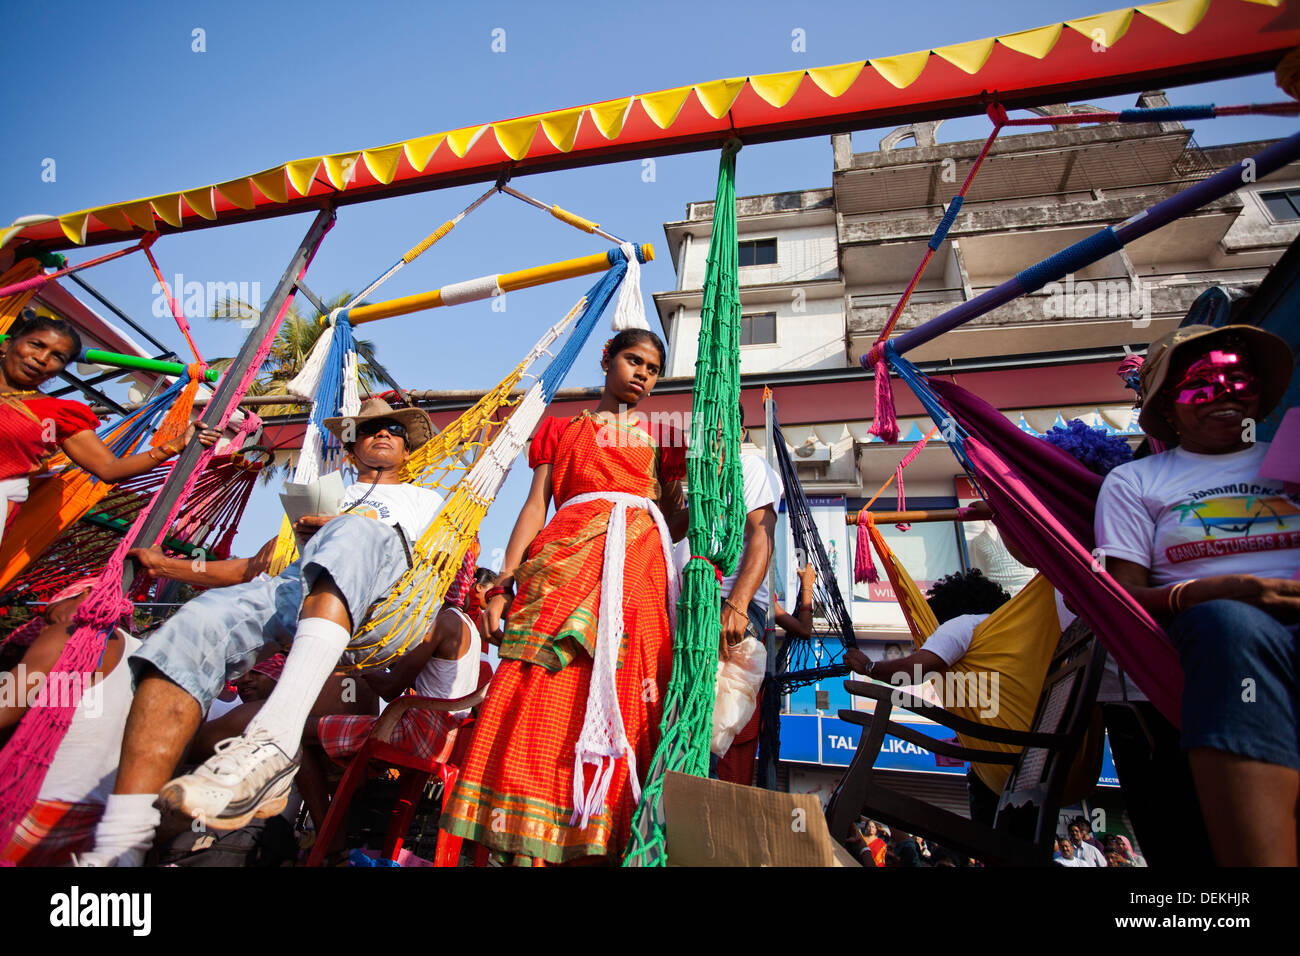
[{"left": 306, "top": 659, "right": 492, "bottom": 867}]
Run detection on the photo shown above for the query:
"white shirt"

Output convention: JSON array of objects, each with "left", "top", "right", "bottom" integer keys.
[
  {"left": 340, "top": 481, "right": 444, "bottom": 542},
  {"left": 1095, "top": 443, "right": 1300, "bottom": 587},
  {"left": 720, "top": 453, "right": 784, "bottom": 612},
  {"left": 412, "top": 607, "right": 482, "bottom": 720},
  {"left": 39, "top": 631, "right": 140, "bottom": 805},
  {"left": 1073, "top": 840, "right": 1108, "bottom": 867}
]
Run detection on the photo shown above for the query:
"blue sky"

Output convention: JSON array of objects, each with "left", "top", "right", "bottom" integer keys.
[{"left": 1, "top": 0, "right": 1294, "bottom": 565}]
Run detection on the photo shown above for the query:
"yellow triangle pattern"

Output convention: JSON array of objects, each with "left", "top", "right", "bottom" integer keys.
[
  {"left": 934, "top": 38, "right": 996, "bottom": 74},
  {"left": 1066, "top": 9, "right": 1135, "bottom": 48},
  {"left": 10, "top": 0, "right": 1285, "bottom": 248},
  {"left": 151, "top": 194, "right": 184, "bottom": 229},
  {"left": 322, "top": 155, "right": 360, "bottom": 190},
  {"left": 807, "top": 61, "right": 865, "bottom": 98},
  {"left": 492, "top": 118, "right": 540, "bottom": 161},
  {"left": 693, "top": 78, "right": 746, "bottom": 119},
  {"left": 250, "top": 169, "right": 288, "bottom": 204},
  {"left": 997, "top": 23, "right": 1063, "bottom": 59},
  {"left": 215, "top": 178, "right": 257, "bottom": 210},
  {"left": 91, "top": 205, "right": 133, "bottom": 231},
  {"left": 1137, "top": 0, "right": 1212, "bottom": 33},
  {"left": 749, "top": 70, "right": 805, "bottom": 108},
  {"left": 182, "top": 187, "right": 216, "bottom": 220},
  {"left": 540, "top": 108, "right": 584, "bottom": 151},
  {"left": 58, "top": 214, "right": 89, "bottom": 245},
  {"left": 638, "top": 87, "right": 693, "bottom": 129},
  {"left": 870, "top": 51, "right": 931, "bottom": 89},
  {"left": 285, "top": 160, "right": 321, "bottom": 198},
  {"left": 122, "top": 201, "right": 156, "bottom": 231},
  {"left": 588, "top": 98, "right": 632, "bottom": 139},
  {"left": 362, "top": 146, "right": 405, "bottom": 185},
  {"left": 445, "top": 126, "right": 486, "bottom": 158},
  {"left": 402, "top": 135, "right": 444, "bottom": 172}
]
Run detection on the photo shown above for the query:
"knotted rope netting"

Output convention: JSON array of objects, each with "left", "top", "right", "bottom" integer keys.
[{"left": 623, "top": 140, "right": 744, "bottom": 866}]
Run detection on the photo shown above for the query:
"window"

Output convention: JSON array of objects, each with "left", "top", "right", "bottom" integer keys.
[
  {"left": 738, "top": 238, "right": 777, "bottom": 266},
  {"left": 740, "top": 312, "right": 777, "bottom": 346},
  {"left": 1260, "top": 189, "right": 1300, "bottom": 222}
]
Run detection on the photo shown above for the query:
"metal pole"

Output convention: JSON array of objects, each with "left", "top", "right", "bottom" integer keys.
[
  {"left": 761, "top": 388, "right": 779, "bottom": 791},
  {"left": 122, "top": 205, "right": 335, "bottom": 587},
  {"left": 889, "top": 131, "right": 1300, "bottom": 358}
]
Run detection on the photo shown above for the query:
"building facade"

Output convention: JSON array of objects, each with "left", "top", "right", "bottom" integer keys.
[{"left": 653, "top": 92, "right": 1300, "bottom": 818}]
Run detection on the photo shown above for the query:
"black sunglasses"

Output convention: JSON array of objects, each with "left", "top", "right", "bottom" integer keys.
[{"left": 357, "top": 419, "right": 407, "bottom": 439}]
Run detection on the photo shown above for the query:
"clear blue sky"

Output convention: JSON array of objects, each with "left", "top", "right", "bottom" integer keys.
[{"left": 1, "top": 0, "right": 1293, "bottom": 566}]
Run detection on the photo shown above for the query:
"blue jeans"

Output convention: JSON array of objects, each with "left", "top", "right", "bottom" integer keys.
[
  {"left": 131, "top": 515, "right": 415, "bottom": 713},
  {"left": 1167, "top": 599, "right": 1300, "bottom": 770}
]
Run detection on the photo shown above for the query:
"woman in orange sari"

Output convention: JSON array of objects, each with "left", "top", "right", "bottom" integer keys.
[{"left": 441, "top": 329, "right": 685, "bottom": 864}]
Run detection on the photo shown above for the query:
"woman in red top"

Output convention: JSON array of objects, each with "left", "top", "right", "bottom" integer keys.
[
  {"left": 1, "top": 313, "right": 218, "bottom": 536},
  {"left": 441, "top": 329, "right": 687, "bottom": 864}
]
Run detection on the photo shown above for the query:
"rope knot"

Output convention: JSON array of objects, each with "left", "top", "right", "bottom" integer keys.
[
  {"left": 688, "top": 554, "right": 724, "bottom": 586},
  {"left": 986, "top": 101, "right": 1009, "bottom": 128}
]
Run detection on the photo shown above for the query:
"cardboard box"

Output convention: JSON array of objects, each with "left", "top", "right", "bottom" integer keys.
[{"left": 663, "top": 771, "right": 859, "bottom": 867}]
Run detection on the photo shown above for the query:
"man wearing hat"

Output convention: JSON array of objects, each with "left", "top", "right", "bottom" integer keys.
[
  {"left": 1096, "top": 323, "right": 1300, "bottom": 866},
  {"left": 81, "top": 399, "right": 445, "bottom": 866}
]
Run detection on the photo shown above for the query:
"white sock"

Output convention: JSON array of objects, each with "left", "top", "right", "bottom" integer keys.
[
  {"left": 92, "top": 792, "right": 161, "bottom": 863},
  {"left": 245, "top": 618, "right": 349, "bottom": 756}
]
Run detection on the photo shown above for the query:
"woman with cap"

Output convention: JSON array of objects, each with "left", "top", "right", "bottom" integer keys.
[
  {"left": 1095, "top": 323, "right": 1299, "bottom": 866},
  {"left": 1, "top": 311, "right": 220, "bottom": 543}
]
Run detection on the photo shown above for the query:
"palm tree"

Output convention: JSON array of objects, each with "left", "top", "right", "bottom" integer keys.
[{"left": 207, "top": 291, "right": 389, "bottom": 482}]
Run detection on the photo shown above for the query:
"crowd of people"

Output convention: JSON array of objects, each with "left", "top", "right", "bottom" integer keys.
[{"left": 0, "top": 301, "right": 1296, "bottom": 867}]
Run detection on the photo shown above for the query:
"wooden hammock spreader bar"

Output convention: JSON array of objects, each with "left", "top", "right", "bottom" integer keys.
[
  {"left": 847, "top": 506, "right": 979, "bottom": 525},
  {"left": 0, "top": 334, "right": 220, "bottom": 382},
  {"left": 340, "top": 243, "right": 654, "bottom": 325}
]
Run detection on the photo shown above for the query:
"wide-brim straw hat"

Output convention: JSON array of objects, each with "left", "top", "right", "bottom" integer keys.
[
  {"left": 323, "top": 397, "right": 433, "bottom": 451},
  {"left": 1138, "top": 323, "right": 1293, "bottom": 443}
]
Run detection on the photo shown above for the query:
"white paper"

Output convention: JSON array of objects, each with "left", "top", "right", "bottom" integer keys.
[{"left": 280, "top": 471, "right": 346, "bottom": 547}]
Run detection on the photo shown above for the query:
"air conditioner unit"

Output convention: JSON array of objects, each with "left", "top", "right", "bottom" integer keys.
[{"left": 793, "top": 440, "right": 832, "bottom": 462}]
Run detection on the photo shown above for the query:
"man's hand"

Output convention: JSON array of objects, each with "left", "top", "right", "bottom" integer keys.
[
  {"left": 797, "top": 561, "right": 817, "bottom": 593},
  {"left": 128, "top": 546, "right": 171, "bottom": 579},
  {"left": 844, "top": 647, "right": 873, "bottom": 677},
  {"left": 719, "top": 599, "right": 748, "bottom": 661},
  {"left": 293, "top": 514, "right": 338, "bottom": 540}
]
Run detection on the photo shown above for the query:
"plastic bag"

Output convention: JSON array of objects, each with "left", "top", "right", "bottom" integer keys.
[{"left": 711, "top": 636, "right": 767, "bottom": 757}]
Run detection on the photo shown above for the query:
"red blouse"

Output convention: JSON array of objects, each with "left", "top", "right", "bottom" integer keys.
[{"left": 0, "top": 395, "right": 101, "bottom": 480}]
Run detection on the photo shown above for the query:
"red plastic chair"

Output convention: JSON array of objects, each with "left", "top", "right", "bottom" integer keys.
[{"left": 306, "top": 659, "right": 492, "bottom": 867}]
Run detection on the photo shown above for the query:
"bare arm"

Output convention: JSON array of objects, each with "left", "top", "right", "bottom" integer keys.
[
  {"left": 1105, "top": 557, "right": 1300, "bottom": 623},
  {"left": 844, "top": 646, "right": 948, "bottom": 682},
  {"left": 775, "top": 563, "right": 817, "bottom": 638},
  {"left": 720, "top": 504, "right": 777, "bottom": 653},
  {"left": 61, "top": 423, "right": 220, "bottom": 483},
  {"left": 660, "top": 479, "right": 687, "bottom": 542},
  {"left": 129, "top": 535, "right": 278, "bottom": 588}
]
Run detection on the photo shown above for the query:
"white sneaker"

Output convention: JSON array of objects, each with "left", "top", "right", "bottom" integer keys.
[{"left": 156, "top": 731, "right": 300, "bottom": 831}]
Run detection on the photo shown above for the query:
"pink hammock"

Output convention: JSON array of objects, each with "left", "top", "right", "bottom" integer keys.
[{"left": 928, "top": 378, "right": 1183, "bottom": 727}]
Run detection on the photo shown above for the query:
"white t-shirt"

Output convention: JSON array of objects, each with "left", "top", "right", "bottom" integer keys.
[
  {"left": 720, "top": 453, "right": 784, "bottom": 612},
  {"left": 1095, "top": 443, "right": 1300, "bottom": 587},
  {"left": 339, "top": 481, "right": 445, "bottom": 542},
  {"left": 412, "top": 607, "right": 482, "bottom": 720},
  {"left": 39, "top": 631, "right": 140, "bottom": 805}
]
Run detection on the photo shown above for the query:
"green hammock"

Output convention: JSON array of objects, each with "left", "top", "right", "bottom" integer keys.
[{"left": 623, "top": 140, "right": 745, "bottom": 866}]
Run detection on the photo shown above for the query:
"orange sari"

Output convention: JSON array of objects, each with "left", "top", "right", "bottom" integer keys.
[{"left": 441, "top": 412, "right": 683, "bottom": 863}]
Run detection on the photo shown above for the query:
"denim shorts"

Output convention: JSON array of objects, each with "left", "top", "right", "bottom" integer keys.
[
  {"left": 130, "top": 515, "right": 416, "bottom": 713},
  {"left": 1167, "top": 599, "right": 1300, "bottom": 770}
]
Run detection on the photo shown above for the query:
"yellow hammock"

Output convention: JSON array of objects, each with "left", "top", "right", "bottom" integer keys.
[{"left": 863, "top": 514, "right": 1060, "bottom": 793}]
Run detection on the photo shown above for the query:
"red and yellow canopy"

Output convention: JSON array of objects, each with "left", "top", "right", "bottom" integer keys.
[{"left": 5, "top": 0, "right": 1295, "bottom": 252}]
